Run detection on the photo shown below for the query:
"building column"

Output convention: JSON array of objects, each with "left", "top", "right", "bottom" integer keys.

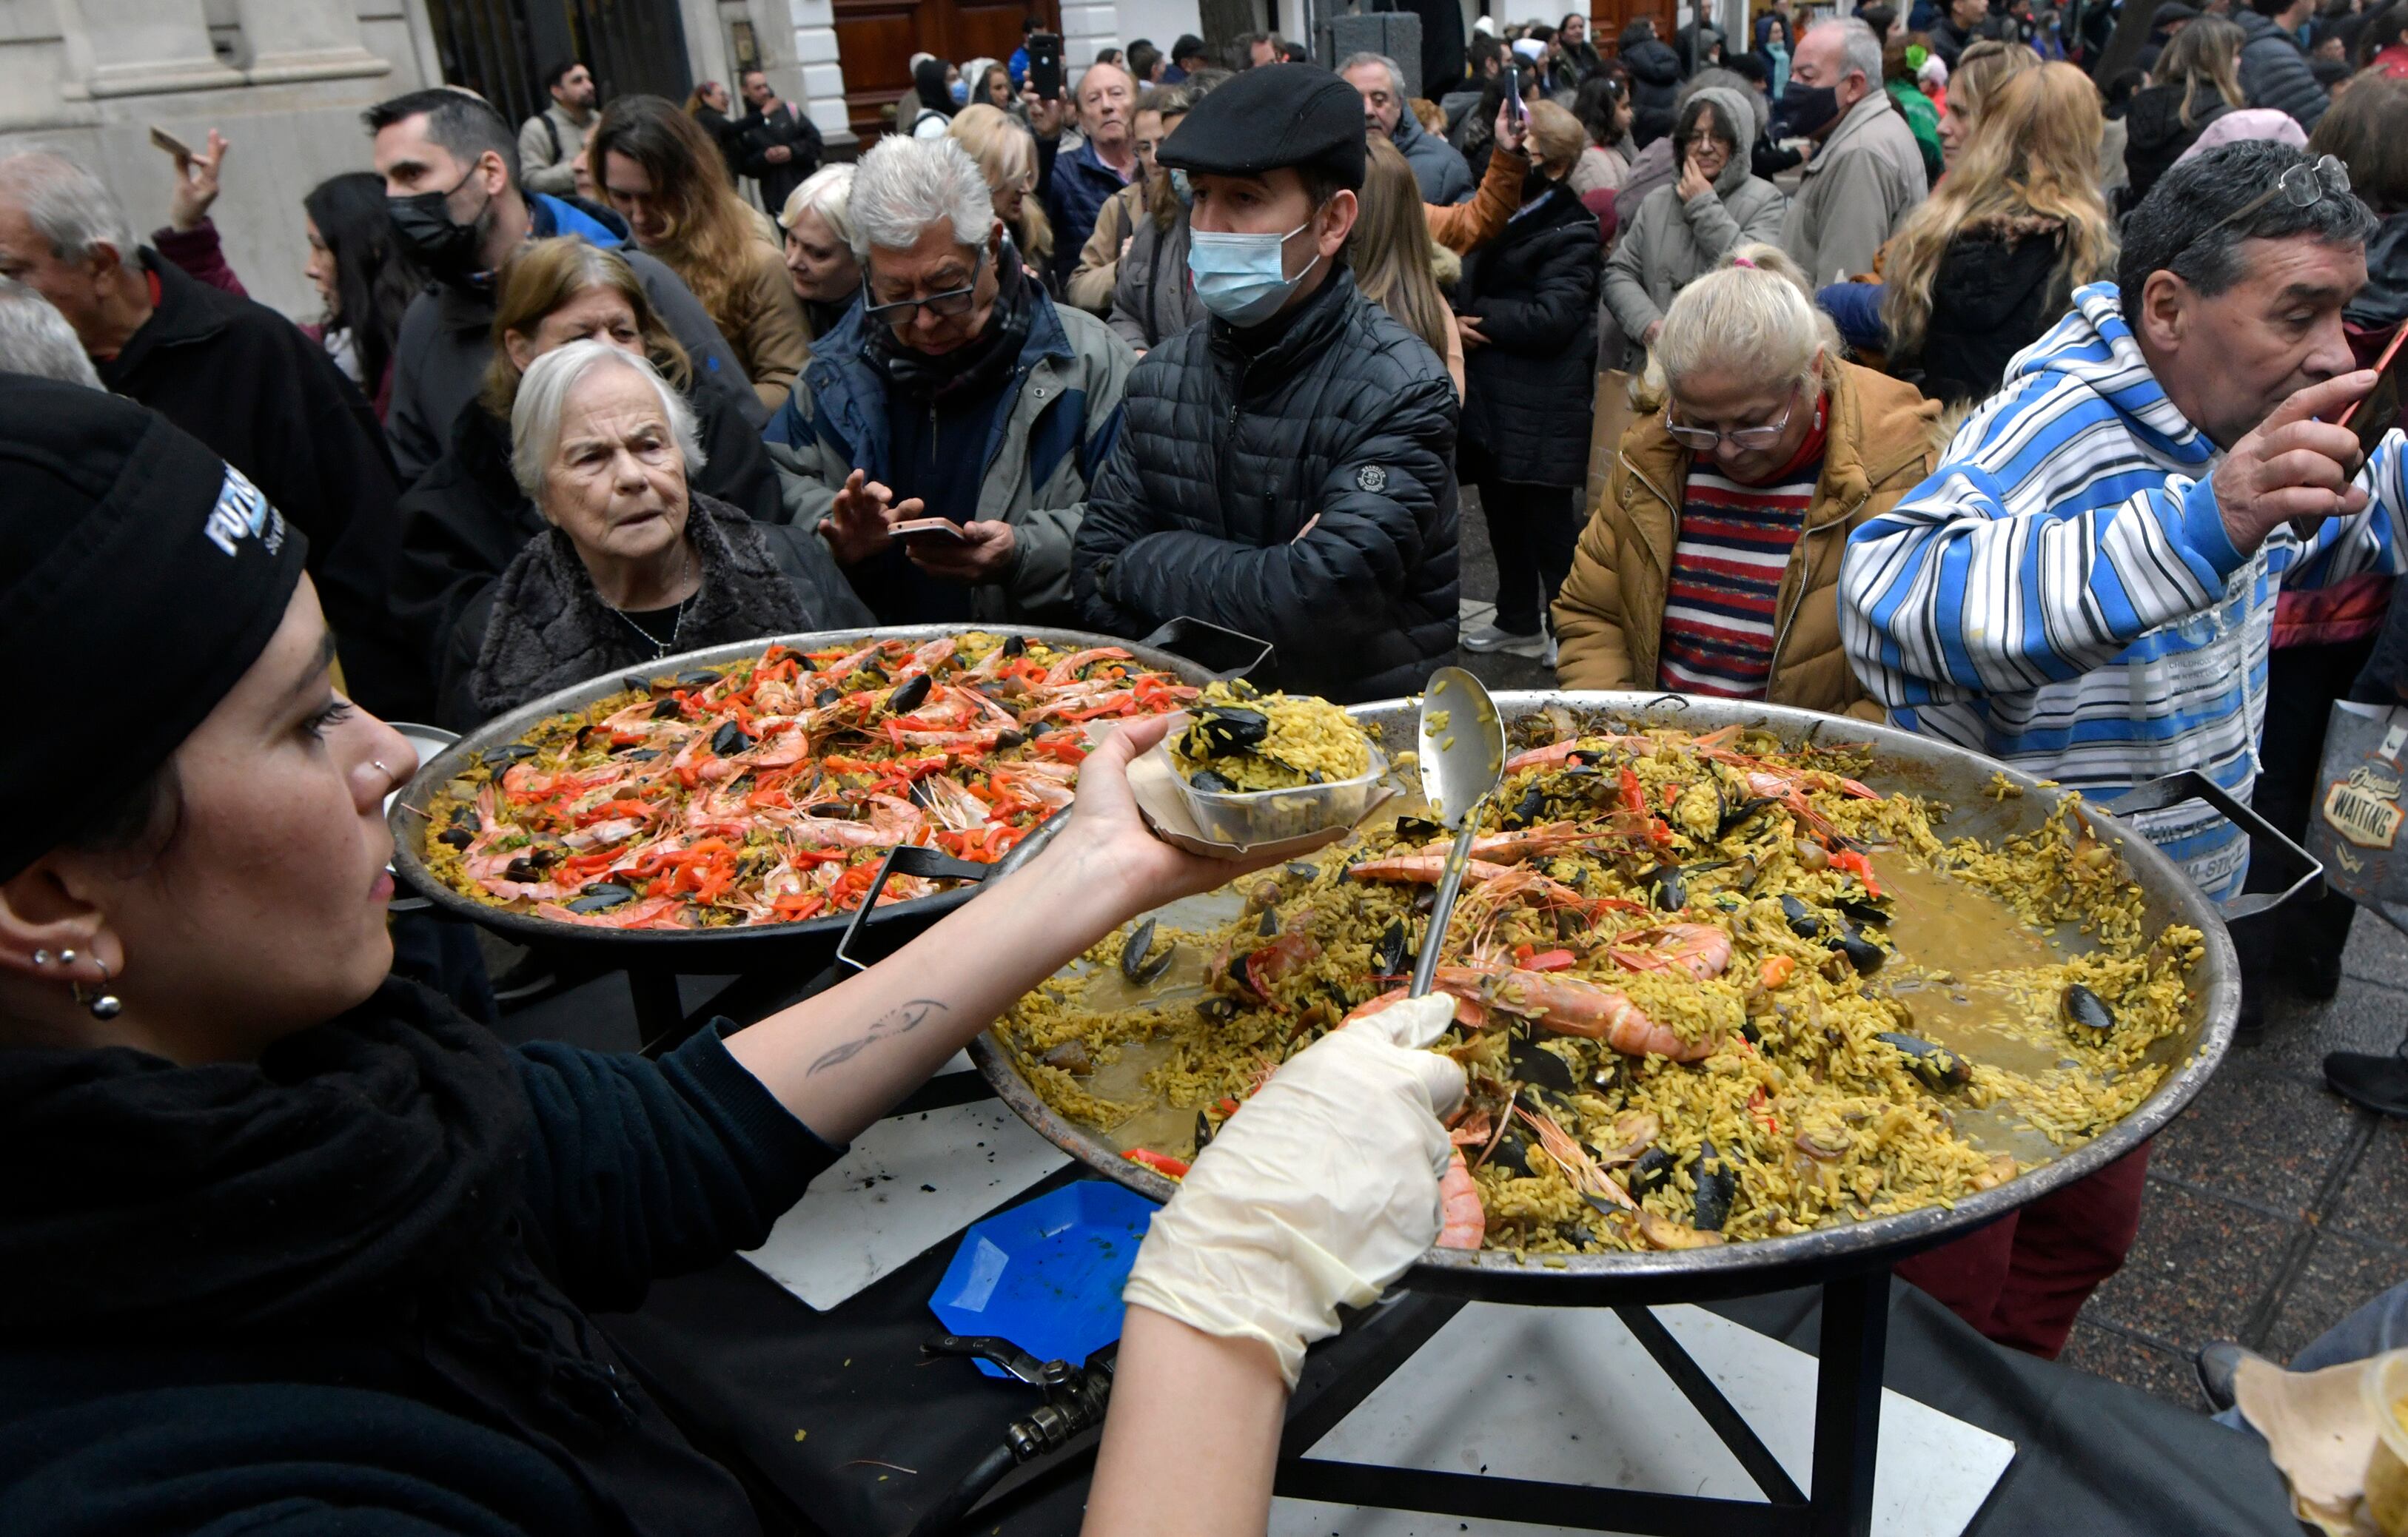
[
  {"left": 1061, "top": 1, "right": 1124, "bottom": 83},
  {"left": 786, "top": 0, "right": 856, "bottom": 143},
  {"left": 234, "top": 0, "right": 395, "bottom": 83},
  {"left": 55, "top": 0, "right": 244, "bottom": 98}
]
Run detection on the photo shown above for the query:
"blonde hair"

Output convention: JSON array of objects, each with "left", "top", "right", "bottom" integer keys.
[
  {"left": 947, "top": 103, "right": 1054, "bottom": 268},
  {"left": 1526, "top": 99, "right": 1586, "bottom": 175},
  {"left": 1879, "top": 63, "right": 2116, "bottom": 359},
  {"left": 779, "top": 162, "right": 858, "bottom": 249},
  {"left": 2153, "top": 15, "right": 2245, "bottom": 129},
  {"left": 1948, "top": 39, "right": 2039, "bottom": 132},
  {"left": 1651, "top": 244, "right": 1835, "bottom": 396},
  {"left": 483, "top": 237, "right": 691, "bottom": 418},
  {"left": 1348, "top": 138, "right": 1457, "bottom": 369}
]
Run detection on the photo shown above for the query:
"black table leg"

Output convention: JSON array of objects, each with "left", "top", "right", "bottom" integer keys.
[{"left": 1808, "top": 1267, "right": 1891, "bottom": 1537}]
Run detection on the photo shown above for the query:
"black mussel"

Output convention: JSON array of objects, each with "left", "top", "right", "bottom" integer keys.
[
  {"left": 2062, "top": 983, "right": 2115, "bottom": 1032},
  {"left": 503, "top": 855, "right": 546, "bottom": 883},
  {"left": 1506, "top": 784, "right": 1549, "bottom": 827},
  {"left": 1284, "top": 861, "right": 1319, "bottom": 880},
  {"left": 623, "top": 747, "right": 661, "bottom": 761},
  {"left": 1829, "top": 928, "right": 1886, "bottom": 973},
  {"left": 449, "top": 806, "right": 478, "bottom": 830},
  {"left": 1121, "top": 918, "right": 1160, "bottom": 981},
  {"left": 650, "top": 696, "right": 683, "bottom": 719},
  {"left": 1692, "top": 1141, "right": 1736, "bottom": 1231},
  {"left": 1490, "top": 1131, "right": 1535, "bottom": 1177},
  {"left": 907, "top": 777, "right": 937, "bottom": 809},
  {"left": 1780, "top": 894, "right": 1824, "bottom": 938},
  {"left": 1226, "top": 678, "right": 1261, "bottom": 700},
  {"left": 1738, "top": 1016, "right": 1761, "bottom": 1046},
  {"left": 1718, "top": 795, "right": 1778, "bottom": 838},
  {"left": 1509, "top": 1034, "right": 1577, "bottom": 1094},
  {"left": 1197, "top": 996, "right": 1239, "bottom": 1023},
  {"left": 1001, "top": 634, "right": 1027, "bottom": 657},
  {"left": 1566, "top": 1223, "right": 1597, "bottom": 1248},
  {"left": 1644, "top": 864, "right": 1685, "bottom": 910},
  {"left": 888, "top": 673, "right": 933, "bottom": 715},
  {"left": 436, "top": 827, "right": 474, "bottom": 849},
  {"left": 711, "top": 721, "right": 752, "bottom": 757},
  {"left": 1375, "top": 918, "right": 1410, "bottom": 978},
  {"left": 1835, "top": 892, "right": 1894, "bottom": 927},
  {"left": 674, "top": 669, "right": 722, "bottom": 689},
  {"left": 1305, "top": 769, "right": 1325, "bottom": 784},
  {"left": 994, "top": 728, "right": 1027, "bottom": 750},
  {"left": 1181, "top": 707, "right": 1271, "bottom": 760},
  {"left": 566, "top": 883, "right": 637, "bottom": 914},
  {"left": 1024, "top": 719, "right": 1053, "bottom": 737},
  {"left": 815, "top": 687, "right": 842, "bottom": 707},
  {"left": 1194, "top": 1109, "right": 1216, "bottom": 1154},
  {"left": 856, "top": 666, "right": 890, "bottom": 687},
  {"left": 1257, "top": 908, "right": 1281, "bottom": 938},
  {"left": 1629, "top": 1146, "right": 1677, "bottom": 1197},
  {"left": 1190, "top": 769, "right": 1238, "bottom": 793},
  {"left": 801, "top": 801, "right": 853, "bottom": 819},
  {"left": 483, "top": 741, "right": 540, "bottom": 767},
  {"left": 1877, "top": 1032, "right": 1971, "bottom": 1089},
  {"left": 1391, "top": 815, "right": 1443, "bottom": 844}
]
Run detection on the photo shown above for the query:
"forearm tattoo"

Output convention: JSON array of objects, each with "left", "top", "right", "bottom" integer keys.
[{"left": 806, "top": 998, "right": 949, "bottom": 1076}]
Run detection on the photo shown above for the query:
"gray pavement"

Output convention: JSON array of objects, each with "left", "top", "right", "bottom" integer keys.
[{"left": 1457, "top": 482, "right": 2408, "bottom": 1405}]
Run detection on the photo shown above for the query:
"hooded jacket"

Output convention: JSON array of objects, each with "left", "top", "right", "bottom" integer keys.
[
  {"left": 1839, "top": 282, "right": 2408, "bottom": 898},
  {"left": 1456, "top": 184, "right": 1603, "bottom": 488},
  {"left": 1394, "top": 112, "right": 1478, "bottom": 206},
  {"left": 1623, "top": 32, "right": 1687, "bottom": 115},
  {"left": 1907, "top": 220, "right": 2081, "bottom": 405},
  {"left": 1600, "top": 90, "right": 1788, "bottom": 343},
  {"left": 1110, "top": 204, "right": 1202, "bottom": 350},
  {"left": 1782, "top": 90, "right": 1928, "bottom": 287},
  {"left": 1555, "top": 360, "right": 1939, "bottom": 713},
  {"left": 2235, "top": 9, "right": 2329, "bottom": 131},
  {"left": 763, "top": 272, "right": 1130, "bottom": 624},
  {"left": 2119, "top": 82, "right": 2235, "bottom": 211},
  {"left": 1072, "top": 266, "right": 1460, "bottom": 702},
  {"left": 385, "top": 194, "right": 760, "bottom": 485}
]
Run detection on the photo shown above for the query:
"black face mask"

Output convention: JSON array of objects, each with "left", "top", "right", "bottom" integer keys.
[
  {"left": 1773, "top": 80, "right": 1841, "bottom": 137},
  {"left": 1521, "top": 164, "right": 1556, "bottom": 204},
  {"left": 388, "top": 165, "right": 492, "bottom": 282}
]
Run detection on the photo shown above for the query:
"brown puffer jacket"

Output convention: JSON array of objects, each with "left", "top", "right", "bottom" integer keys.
[{"left": 1552, "top": 360, "right": 1939, "bottom": 719}]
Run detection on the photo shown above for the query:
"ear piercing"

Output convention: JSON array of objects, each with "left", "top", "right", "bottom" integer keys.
[
  {"left": 31, "top": 949, "right": 51, "bottom": 966},
  {"left": 73, "top": 958, "right": 122, "bottom": 1020}
]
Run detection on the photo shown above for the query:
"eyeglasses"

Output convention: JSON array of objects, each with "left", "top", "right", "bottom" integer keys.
[
  {"left": 862, "top": 247, "right": 986, "bottom": 323},
  {"left": 1663, "top": 389, "right": 1797, "bottom": 452},
  {"left": 2192, "top": 155, "right": 2353, "bottom": 248}
]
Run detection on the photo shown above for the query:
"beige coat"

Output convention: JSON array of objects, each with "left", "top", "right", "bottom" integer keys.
[
  {"left": 697, "top": 208, "right": 808, "bottom": 414},
  {"left": 1552, "top": 359, "right": 1939, "bottom": 717},
  {"left": 1780, "top": 91, "right": 1929, "bottom": 287},
  {"left": 1067, "top": 182, "right": 1144, "bottom": 315}
]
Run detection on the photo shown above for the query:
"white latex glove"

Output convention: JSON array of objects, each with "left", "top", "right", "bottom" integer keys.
[{"left": 1120, "top": 994, "right": 1467, "bottom": 1387}]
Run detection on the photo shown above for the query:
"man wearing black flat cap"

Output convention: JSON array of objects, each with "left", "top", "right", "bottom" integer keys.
[{"left": 1071, "top": 63, "right": 1460, "bottom": 704}]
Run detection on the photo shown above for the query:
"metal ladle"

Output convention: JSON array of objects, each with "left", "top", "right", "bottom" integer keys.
[{"left": 1408, "top": 666, "right": 1506, "bottom": 998}]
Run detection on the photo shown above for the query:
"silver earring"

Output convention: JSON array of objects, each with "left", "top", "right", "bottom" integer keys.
[
  {"left": 73, "top": 959, "right": 122, "bottom": 1021},
  {"left": 31, "top": 949, "right": 50, "bottom": 966},
  {"left": 58, "top": 949, "right": 76, "bottom": 965}
]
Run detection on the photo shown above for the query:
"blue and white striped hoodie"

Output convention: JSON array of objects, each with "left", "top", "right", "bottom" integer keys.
[{"left": 1839, "top": 282, "right": 2408, "bottom": 899}]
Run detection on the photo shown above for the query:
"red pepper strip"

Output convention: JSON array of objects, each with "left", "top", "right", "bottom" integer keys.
[
  {"left": 1523, "top": 948, "right": 1578, "bottom": 972},
  {"left": 1618, "top": 765, "right": 1645, "bottom": 813},
  {"left": 1031, "top": 734, "right": 1090, "bottom": 764},
  {"left": 1749, "top": 1086, "right": 1780, "bottom": 1137},
  {"left": 771, "top": 892, "right": 827, "bottom": 920},
  {"left": 577, "top": 798, "right": 656, "bottom": 826},
  {"left": 1512, "top": 941, "right": 1535, "bottom": 964},
  {"left": 1124, "top": 1148, "right": 1190, "bottom": 1178},
  {"left": 1831, "top": 848, "right": 1882, "bottom": 898},
  {"left": 1216, "top": 1097, "right": 1241, "bottom": 1117}
]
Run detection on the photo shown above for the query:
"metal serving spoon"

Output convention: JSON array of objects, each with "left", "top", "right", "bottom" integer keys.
[{"left": 1409, "top": 666, "right": 1506, "bottom": 998}]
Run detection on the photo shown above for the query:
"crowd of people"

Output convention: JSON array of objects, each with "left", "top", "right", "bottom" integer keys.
[{"left": 2, "top": 4, "right": 2407, "bottom": 1530}]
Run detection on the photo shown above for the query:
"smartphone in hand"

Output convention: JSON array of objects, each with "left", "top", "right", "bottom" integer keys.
[
  {"left": 148, "top": 124, "right": 194, "bottom": 160},
  {"left": 888, "top": 517, "right": 968, "bottom": 542},
  {"left": 1027, "top": 32, "right": 1063, "bottom": 101},
  {"left": 1503, "top": 64, "right": 1527, "bottom": 124},
  {"left": 2341, "top": 325, "right": 2408, "bottom": 464}
]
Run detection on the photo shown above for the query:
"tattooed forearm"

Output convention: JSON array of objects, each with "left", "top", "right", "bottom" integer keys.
[{"left": 806, "top": 998, "right": 950, "bottom": 1076}]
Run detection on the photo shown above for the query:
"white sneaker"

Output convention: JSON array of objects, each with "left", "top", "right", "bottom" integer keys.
[
  {"left": 1463, "top": 622, "right": 1547, "bottom": 657},
  {"left": 1540, "top": 632, "right": 1559, "bottom": 669}
]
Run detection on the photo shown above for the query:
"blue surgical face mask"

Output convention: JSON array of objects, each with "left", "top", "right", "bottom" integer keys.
[
  {"left": 950, "top": 78, "right": 970, "bottom": 106},
  {"left": 1170, "top": 168, "right": 1194, "bottom": 207},
  {"left": 1187, "top": 215, "right": 1320, "bottom": 326}
]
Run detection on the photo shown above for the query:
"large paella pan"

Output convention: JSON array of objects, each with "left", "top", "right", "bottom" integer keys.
[{"left": 972, "top": 691, "right": 2273, "bottom": 1305}]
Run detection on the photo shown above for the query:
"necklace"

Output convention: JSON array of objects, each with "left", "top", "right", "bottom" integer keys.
[{"left": 608, "top": 544, "right": 697, "bottom": 659}]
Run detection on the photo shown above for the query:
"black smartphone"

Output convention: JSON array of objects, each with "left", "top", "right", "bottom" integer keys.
[
  {"left": 1503, "top": 63, "right": 1528, "bottom": 123},
  {"left": 2343, "top": 325, "right": 2408, "bottom": 463},
  {"left": 1027, "top": 31, "right": 1063, "bottom": 101}
]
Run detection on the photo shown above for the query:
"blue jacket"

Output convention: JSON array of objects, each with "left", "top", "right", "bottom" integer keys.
[
  {"left": 764, "top": 282, "right": 1131, "bottom": 620},
  {"left": 2236, "top": 10, "right": 2330, "bottom": 130},
  {"left": 1393, "top": 114, "right": 1475, "bottom": 206},
  {"left": 1840, "top": 282, "right": 2408, "bottom": 898},
  {"left": 1044, "top": 139, "right": 1133, "bottom": 289}
]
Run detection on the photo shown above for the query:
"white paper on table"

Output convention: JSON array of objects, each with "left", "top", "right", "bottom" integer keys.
[
  {"left": 1270, "top": 1301, "right": 2015, "bottom": 1537},
  {"left": 740, "top": 1054, "right": 1070, "bottom": 1311}
]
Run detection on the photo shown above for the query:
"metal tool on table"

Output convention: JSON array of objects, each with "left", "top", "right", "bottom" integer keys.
[
  {"left": 903, "top": 1335, "right": 1118, "bottom": 1537},
  {"left": 1407, "top": 667, "right": 1508, "bottom": 998}
]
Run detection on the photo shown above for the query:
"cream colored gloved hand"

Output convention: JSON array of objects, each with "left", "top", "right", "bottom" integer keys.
[{"left": 1119, "top": 994, "right": 1466, "bottom": 1388}]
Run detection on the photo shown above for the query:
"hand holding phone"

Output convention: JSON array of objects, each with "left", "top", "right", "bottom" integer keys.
[
  {"left": 2341, "top": 324, "right": 2408, "bottom": 463},
  {"left": 1503, "top": 64, "right": 1528, "bottom": 124},
  {"left": 888, "top": 516, "right": 968, "bottom": 541},
  {"left": 1028, "top": 32, "right": 1064, "bottom": 103}
]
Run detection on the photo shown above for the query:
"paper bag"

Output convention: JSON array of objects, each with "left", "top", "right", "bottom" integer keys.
[{"left": 2309, "top": 700, "right": 2408, "bottom": 935}]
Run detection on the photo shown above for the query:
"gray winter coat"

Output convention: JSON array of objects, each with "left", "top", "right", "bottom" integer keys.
[
  {"left": 1110, "top": 209, "right": 1202, "bottom": 350},
  {"left": 2236, "top": 10, "right": 2329, "bottom": 131},
  {"left": 1781, "top": 90, "right": 1929, "bottom": 287},
  {"left": 1601, "top": 95, "right": 1788, "bottom": 342},
  {"left": 443, "top": 491, "right": 872, "bottom": 729},
  {"left": 1394, "top": 113, "right": 1476, "bottom": 206}
]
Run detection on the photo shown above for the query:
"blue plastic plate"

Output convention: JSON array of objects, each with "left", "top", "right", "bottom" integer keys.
[{"left": 930, "top": 1180, "right": 1160, "bottom": 1377}]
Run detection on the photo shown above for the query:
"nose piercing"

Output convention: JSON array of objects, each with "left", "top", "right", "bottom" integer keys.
[{"left": 372, "top": 759, "right": 390, "bottom": 776}]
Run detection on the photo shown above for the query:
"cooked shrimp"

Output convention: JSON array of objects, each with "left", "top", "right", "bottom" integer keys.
[
  {"left": 1608, "top": 924, "right": 1734, "bottom": 981},
  {"left": 1433, "top": 966, "right": 1719, "bottom": 1063},
  {"left": 1436, "top": 1151, "right": 1486, "bottom": 1250}
]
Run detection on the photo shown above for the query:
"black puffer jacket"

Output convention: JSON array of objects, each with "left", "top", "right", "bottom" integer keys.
[
  {"left": 2119, "top": 84, "right": 2233, "bottom": 212},
  {"left": 2236, "top": 9, "right": 2329, "bottom": 132},
  {"left": 1455, "top": 185, "right": 1601, "bottom": 488},
  {"left": 1908, "top": 225, "right": 2072, "bottom": 406},
  {"left": 393, "top": 389, "right": 785, "bottom": 688},
  {"left": 1622, "top": 35, "right": 1686, "bottom": 115},
  {"left": 1072, "top": 267, "right": 1460, "bottom": 703}
]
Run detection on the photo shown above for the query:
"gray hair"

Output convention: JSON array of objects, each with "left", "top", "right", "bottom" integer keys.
[
  {"left": 779, "top": 161, "right": 859, "bottom": 249},
  {"left": 848, "top": 133, "right": 993, "bottom": 260},
  {"left": 0, "top": 275, "right": 101, "bottom": 387},
  {"left": 0, "top": 152, "right": 136, "bottom": 265},
  {"left": 1338, "top": 51, "right": 1408, "bottom": 100},
  {"left": 1651, "top": 244, "right": 1838, "bottom": 397},
  {"left": 2119, "top": 140, "right": 2378, "bottom": 315},
  {"left": 1808, "top": 16, "right": 1884, "bottom": 88},
  {"left": 511, "top": 339, "right": 705, "bottom": 501}
]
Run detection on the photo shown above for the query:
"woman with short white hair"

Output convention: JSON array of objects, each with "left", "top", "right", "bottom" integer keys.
[
  {"left": 445, "top": 340, "right": 868, "bottom": 725},
  {"left": 1554, "top": 245, "right": 1940, "bottom": 710},
  {"left": 778, "top": 162, "right": 863, "bottom": 337}
]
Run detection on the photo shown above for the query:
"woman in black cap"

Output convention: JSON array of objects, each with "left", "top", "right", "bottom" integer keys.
[{"left": 0, "top": 377, "right": 1461, "bottom": 1533}]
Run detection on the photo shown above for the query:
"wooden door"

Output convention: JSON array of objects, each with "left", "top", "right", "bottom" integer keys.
[{"left": 834, "top": 0, "right": 1062, "bottom": 144}]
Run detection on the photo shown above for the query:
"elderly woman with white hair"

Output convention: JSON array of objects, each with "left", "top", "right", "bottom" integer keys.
[
  {"left": 438, "top": 340, "right": 868, "bottom": 727},
  {"left": 1553, "top": 246, "right": 1939, "bottom": 713},
  {"left": 778, "top": 162, "right": 862, "bottom": 339},
  {"left": 763, "top": 132, "right": 1130, "bottom": 626}
]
